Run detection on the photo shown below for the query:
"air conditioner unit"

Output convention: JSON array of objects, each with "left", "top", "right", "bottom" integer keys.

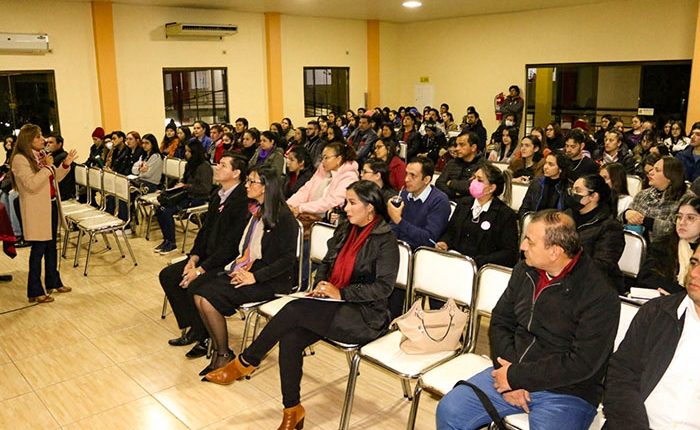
[
  {"left": 165, "top": 22, "right": 238, "bottom": 38},
  {"left": 0, "top": 33, "right": 50, "bottom": 54}
]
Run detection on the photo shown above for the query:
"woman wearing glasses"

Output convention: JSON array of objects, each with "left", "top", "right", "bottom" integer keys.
[
  {"left": 565, "top": 174, "right": 626, "bottom": 294},
  {"left": 193, "top": 165, "right": 299, "bottom": 376},
  {"left": 637, "top": 195, "right": 700, "bottom": 294},
  {"left": 372, "top": 138, "right": 405, "bottom": 192}
]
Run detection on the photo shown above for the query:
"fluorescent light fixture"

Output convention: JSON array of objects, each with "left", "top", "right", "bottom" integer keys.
[{"left": 402, "top": 1, "right": 422, "bottom": 8}]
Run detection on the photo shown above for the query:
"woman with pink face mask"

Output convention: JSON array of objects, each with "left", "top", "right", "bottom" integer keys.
[{"left": 435, "top": 162, "right": 518, "bottom": 268}]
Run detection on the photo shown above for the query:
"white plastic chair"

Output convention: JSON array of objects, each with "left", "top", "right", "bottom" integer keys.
[
  {"left": 503, "top": 300, "right": 640, "bottom": 430},
  {"left": 407, "top": 264, "right": 512, "bottom": 429},
  {"left": 509, "top": 182, "right": 529, "bottom": 212},
  {"left": 519, "top": 211, "right": 534, "bottom": 245},
  {"left": 493, "top": 162, "right": 509, "bottom": 173},
  {"left": 618, "top": 230, "right": 646, "bottom": 278},
  {"left": 338, "top": 247, "right": 478, "bottom": 430},
  {"left": 626, "top": 175, "right": 643, "bottom": 198}
]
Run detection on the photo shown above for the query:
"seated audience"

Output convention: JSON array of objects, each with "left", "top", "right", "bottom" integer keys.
[
  {"left": 637, "top": 194, "right": 700, "bottom": 294},
  {"left": 564, "top": 129, "right": 599, "bottom": 181},
  {"left": 232, "top": 117, "right": 248, "bottom": 149},
  {"left": 131, "top": 133, "right": 163, "bottom": 193},
  {"left": 373, "top": 138, "right": 405, "bottom": 192},
  {"left": 191, "top": 120, "right": 213, "bottom": 153},
  {"left": 509, "top": 135, "right": 544, "bottom": 182},
  {"left": 347, "top": 115, "right": 378, "bottom": 163},
  {"left": 285, "top": 127, "right": 306, "bottom": 156},
  {"left": 159, "top": 153, "right": 249, "bottom": 357},
  {"left": 462, "top": 109, "right": 488, "bottom": 148},
  {"left": 603, "top": 244, "right": 700, "bottom": 429},
  {"left": 664, "top": 120, "right": 690, "bottom": 154},
  {"left": 436, "top": 162, "right": 518, "bottom": 268},
  {"left": 86, "top": 127, "right": 107, "bottom": 168},
  {"left": 624, "top": 115, "right": 644, "bottom": 149},
  {"left": 46, "top": 133, "right": 75, "bottom": 201},
  {"left": 284, "top": 146, "right": 313, "bottom": 199},
  {"left": 624, "top": 156, "right": 688, "bottom": 243},
  {"left": 194, "top": 165, "right": 299, "bottom": 375},
  {"left": 212, "top": 132, "right": 234, "bottom": 164},
  {"left": 567, "top": 174, "right": 625, "bottom": 293},
  {"left": 207, "top": 124, "right": 223, "bottom": 163},
  {"left": 105, "top": 130, "right": 128, "bottom": 173},
  {"left": 436, "top": 210, "right": 619, "bottom": 430},
  {"left": 637, "top": 152, "right": 661, "bottom": 188},
  {"left": 599, "top": 162, "right": 633, "bottom": 217},
  {"left": 281, "top": 117, "right": 295, "bottom": 143},
  {"left": 419, "top": 124, "right": 447, "bottom": 164},
  {"left": 435, "top": 131, "right": 483, "bottom": 200},
  {"left": 238, "top": 128, "right": 260, "bottom": 163},
  {"left": 632, "top": 129, "right": 655, "bottom": 163},
  {"left": 674, "top": 121, "right": 700, "bottom": 182},
  {"left": 155, "top": 140, "right": 213, "bottom": 254},
  {"left": 436, "top": 138, "right": 458, "bottom": 173},
  {"left": 174, "top": 126, "right": 190, "bottom": 159},
  {"left": 399, "top": 113, "right": 421, "bottom": 160},
  {"left": 249, "top": 130, "right": 285, "bottom": 176},
  {"left": 488, "top": 127, "right": 517, "bottom": 163},
  {"left": 597, "top": 129, "right": 635, "bottom": 174},
  {"left": 203, "top": 181, "right": 399, "bottom": 430},
  {"left": 544, "top": 121, "right": 565, "bottom": 151},
  {"left": 518, "top": 152, "right": 571, "bottom": 219},
  {"left": 303, "top": 121, "right": 324, "bottom": 168},
  {"left": 269, "top": 122, "right": 288, "bottom": 150}
]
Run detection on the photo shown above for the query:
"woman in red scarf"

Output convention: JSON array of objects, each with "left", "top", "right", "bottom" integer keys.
[{"left": 204, "top": 180, "right": 400, "bottom": 430}]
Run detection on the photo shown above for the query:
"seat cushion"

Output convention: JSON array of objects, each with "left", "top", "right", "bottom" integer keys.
[
  {"left": 359, "top": 331, "right": 458, "bottom": 377},
  {"left": 504, "top": 406, "right": 605, "bottom": 430},
  {"left": 420, "top": 353, "right": 491, "bottom": 395},
  {"left": 79, "top": 216, "right": 123, "bottom": 230}
]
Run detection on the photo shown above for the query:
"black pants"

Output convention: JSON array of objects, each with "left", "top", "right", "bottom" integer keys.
[
  {"left": 243, "top": 299, "right": 366, "bottom": 408},
  {"left": 27, "top": 201, "right": 62, "bottom": 298},
  {"left": 159, "top": 259, "right": 215, "bottom": 341}
]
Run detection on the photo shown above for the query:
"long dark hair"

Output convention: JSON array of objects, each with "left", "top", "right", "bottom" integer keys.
[
  {"left": 660, "top": 156, "right": 686, "bottom": 201},
  {"left": 363, "top": 158, "right": 392, "bottom": 190},
  {"left": 141, "top": 133, "right": 161, "bottom": 157},
  {"left": 261, "top": 130, "right": 280, "bottom": 148},
  {"left": 184, "top": 140, "right": 207, "bottom": 180},
  {"left": 288, "top": 146, "right": 312, "bottom": 172},
  {"left": 346, "top": 180, "right": 389, "bottom": 223},
  {"left": 249, "top": 165, "right": 286, "bottom": 229}
]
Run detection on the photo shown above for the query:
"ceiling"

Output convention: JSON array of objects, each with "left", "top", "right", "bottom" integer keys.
[{"left": 86, "top": 0, "right": 611, "bottom": 23}]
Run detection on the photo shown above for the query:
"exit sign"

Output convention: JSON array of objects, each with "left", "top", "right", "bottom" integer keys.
[
  {"left": 638, "top": 108, "right": 654, "bottom": 116},
  {"left": 419, "top": 76, "right": 430, "bottom": 83}
]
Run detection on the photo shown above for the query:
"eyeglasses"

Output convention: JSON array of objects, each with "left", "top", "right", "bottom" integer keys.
[
  {"left": 567, "top": 188, "right": 591, "bottom": 197},
  {"left": 245, "top": 179, "right": 264, "bottom": 185},
  {"left": 675, "top": 213, "right": 700, "bottom": 223}
]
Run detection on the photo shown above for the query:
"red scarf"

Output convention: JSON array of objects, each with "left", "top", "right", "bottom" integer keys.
[
  {"left": 534, "top": 250, "right": 582, "bottom": 301},
  {"left": 328, "top": 217, "right": 379, "bottom": 289}
]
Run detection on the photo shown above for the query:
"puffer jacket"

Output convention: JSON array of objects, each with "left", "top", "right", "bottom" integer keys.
[{"left": 287, "top": 161, "right": 359, "bottom": 216}]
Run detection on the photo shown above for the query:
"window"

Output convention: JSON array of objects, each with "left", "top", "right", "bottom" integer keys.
[
  {"left": 163, "top": 68, "right": 229, "bottom": 126},
  {"left": 304, "top": 67, "right": 349, "bottom": 117},
  {"left": 0, "top": 71, "right": 60, "bottom": 138}
]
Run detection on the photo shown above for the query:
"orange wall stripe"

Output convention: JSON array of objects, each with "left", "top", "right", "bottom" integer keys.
[
  {"left": 367, "top": 20, "right": 380, "bottom": 109},
  {"left": 265, "top": 12, "right": 283, "bottom": 124},
  {"left": 91, "top": 1, "right": 121, "bottom": 130},
  {"left": 687, "top": 1, "right": 700, "bottom": 131}
]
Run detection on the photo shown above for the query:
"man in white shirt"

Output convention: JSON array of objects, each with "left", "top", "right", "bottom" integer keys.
[{"left": 603, "top": 245, "right": 700, "bottom": 429}]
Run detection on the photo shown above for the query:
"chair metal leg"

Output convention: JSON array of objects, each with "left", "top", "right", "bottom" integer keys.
[
  {"left": 182, "top": 217, "right": 190, "bottom": 253},
  {"left": 344, "top": 351, "right": 354, "bottom": 369},
  {"left": 102, "top": 233, "right": 111, "bottom": 250},
  {"left": 84, "top": 232, "right": 95, "bottom": 276},
  {"left": 239, "top": 309, "right": 255, "bottom": 352},
  {"left": 122, "top": 233, "right": 138, "bottom": 266},
  {"left": 401, "top": 378, "right": 413, "bottom": 400},
  {"left": 250, "top": 312, "right": 261, "bottom": 344},
  {"left": 112, "top": 231, "right": 125, "bottom": 257},
  {"left": 74, "top": 229, "right": 84, "bottom": 268},
  {"left": 406, "top": 383, "right": 423, "bottom": 430},
  {"left": 338, "top": 353, "right": 362, "bottom": 430},
  {"left": 161, "top": 294, "right": 168, "bottom": 319},
  {"left": 62, "top": 225, "right": 71, "bottom": 258},
  {"left": 145, "top": 206, "right": 154, "bottom": 240}
]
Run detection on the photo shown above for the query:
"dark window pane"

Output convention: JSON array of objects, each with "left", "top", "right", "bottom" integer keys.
[
  {"left": 304, "top": 67, "right": 349, "bottom": 117},
  {"left": 0, "top": 71, "right": 60, "bottom": 138},
  {"left": 163, "top": 67, "right": 229, "bottom": 126}
]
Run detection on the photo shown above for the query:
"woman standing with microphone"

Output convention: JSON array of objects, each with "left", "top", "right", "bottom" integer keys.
[{"left": 10, "top": 124, "right": 77, "bottom": 303}]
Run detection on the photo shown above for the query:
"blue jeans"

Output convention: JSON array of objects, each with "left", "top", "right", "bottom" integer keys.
[
  {"left": 155, "top": 198, "right": 205, "bottom": 243},
  {"left": 436, "top": 368, "right": 596, "bottom": 430}
]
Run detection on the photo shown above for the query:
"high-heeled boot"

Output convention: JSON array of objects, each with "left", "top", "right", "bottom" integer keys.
[
  {"left": 278, "top": 403, "right": 305, "bottom": 430},
  {"left": 204, "top": 356, "right": 256, "bottom": 385}
]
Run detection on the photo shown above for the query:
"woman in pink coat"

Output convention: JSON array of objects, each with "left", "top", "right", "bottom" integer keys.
[{"left": 11, "top": 124, "right": 76, "bottom": 303}]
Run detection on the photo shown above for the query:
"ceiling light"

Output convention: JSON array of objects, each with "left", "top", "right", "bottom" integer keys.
[{"left": 402, "top": 1, "right": 422, "bottom": 8}]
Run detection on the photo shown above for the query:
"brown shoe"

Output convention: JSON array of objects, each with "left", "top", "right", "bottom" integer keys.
[
  {"left": 54, "top": 286, "right": 72, "bottom": 293},
  {"left": 278, "top": 404, "right": 305, "bottom": 430},
  {"left": 204, "top": 356, "right": 256, "bottom": 385},
  {"left": 28, "top": 295, "right": 55, "bottom": 304}
]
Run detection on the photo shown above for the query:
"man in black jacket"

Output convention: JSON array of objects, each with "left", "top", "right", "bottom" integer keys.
[
  {"left": 437, "top": 210, "right": 619, "bottom": 430},
  {"left": 160, "top": 152, "right": 250, "bottom": 358},
  {"left": 435, "top": 131, "right": 482, "bottom": 200},
  {"left": 603, "top": 245, "right": 700, "bottom": 429}
]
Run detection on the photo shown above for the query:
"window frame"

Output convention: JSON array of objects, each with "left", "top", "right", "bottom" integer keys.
[
  {"left": 162, "top": 67, "right": 229, "bottom": 126},
  {"left": 303, "top": 66, "right": 350, "bottom": 118}
]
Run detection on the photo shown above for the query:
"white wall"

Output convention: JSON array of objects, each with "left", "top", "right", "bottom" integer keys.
[
  {"left": 280, "top": 15, "right": 368, "bottom": 126},
  {"left": 380, "top": 0, "right": 698, "bottom": 133},
  {"left": 0, "top": 0, "right": 100, "bottom": 156},
  {"left": 112, "top": 3, "right": 268, "bottom": 135}
]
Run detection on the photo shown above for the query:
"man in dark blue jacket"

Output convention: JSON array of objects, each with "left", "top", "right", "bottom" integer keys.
[{"left": 675, "top": 121, "right": 700, "bottom": 181}]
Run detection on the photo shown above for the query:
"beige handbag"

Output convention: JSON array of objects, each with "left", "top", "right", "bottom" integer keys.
[{"left": 391, "top": 298, "right": 469, "bottom": 354}]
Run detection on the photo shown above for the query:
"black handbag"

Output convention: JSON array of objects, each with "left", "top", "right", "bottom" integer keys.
[{"left": 157, "top": 187, "right": 188, "bottom": 208}]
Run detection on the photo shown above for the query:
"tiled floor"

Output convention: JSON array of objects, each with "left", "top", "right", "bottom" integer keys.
[{"left": 0, "top": 228, "right": 489, "bottom": 429}]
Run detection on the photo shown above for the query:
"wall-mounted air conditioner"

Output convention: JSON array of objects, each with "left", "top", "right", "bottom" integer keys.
[
  {"left": 0, "top": 33, "right": 50, "bottom": 54},
  {"left": 165, "top": 23, "right": 238, "bottom": 38}
]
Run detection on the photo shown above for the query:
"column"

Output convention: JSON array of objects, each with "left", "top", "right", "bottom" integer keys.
[
  {"left": 366, "top": 20, "right": 380, "bottom": 109},
  {"left": 265, "top": 12, "right": 283, "bottom": 124},
  {"left": 534, "top": 67, "right": 554, "bottom": 128},
  {"left": 91, "top": 1, "right": 121, "bottom": 130},
  {"left": 686, "top": 0, "right": 700, "bottom": 130}
]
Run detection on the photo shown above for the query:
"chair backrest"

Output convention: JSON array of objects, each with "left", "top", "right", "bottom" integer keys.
[
  {"left": 431, "top": 174, "right": 439, "bottom": 186},
  {"left": 626, "top": 175, "right": 643, "bottom": 198},
  {"left": 102, "top": 171, "right": 116, "bottom": 196},
  {"left": 618, "top": 230, "right": 646, "bottom": 277},
  {"left": 114, "top": 174, "right": 130, "bottom": 203},
  {"left": 467, "top": 264, "right": 512, "bottom": 352},
  {"left": 396, "top": 240, "right": 412, "bottom": 290},
  {"left": 448, "top": 201, "right": 457, "bottom": 221},
  {"left": 211, "top": 164, "right": 218, "bottom": 185},
  {"left": 87, "top": 167, "right": 102, "bottom": 192},
  {"left": 309, "top": 222, "right": 336, "bottom": 264},
  {"left": 399, "top": 142, "right": 407, "bottom": 159},
  {"left": 519, "top": 211, "right": 534, "bottom": 244},
  {"left": 614, "top": 301, "right": 640, "bottom": 352},
  {"left": 164, "top": 157, "right": 181, "bottom": 179},
  {"left": 294, "top": 218, "right": 305, "bottom": 292},
  {"left": 178, "top": 159, "right": 187, "bottom": 179},
  {"left": 509, "top": 182, "right": 529, "bottom": 211},
  {"left": 493, "top": 162, "right": 509, "bottom": 173},
  {"left": 410, "top": 247, "right": 477, "bottom": 308},
  {"left": 75, "top": 164, "right": 88, "bottom": 188}
]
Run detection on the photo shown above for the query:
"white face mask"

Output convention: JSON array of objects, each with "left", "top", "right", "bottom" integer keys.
[
  {"left": 105, "top": 141, "right": 113, "bottom": 150},
  {"left": 505, "top": 120, "right": 515, "bottom": 127}
]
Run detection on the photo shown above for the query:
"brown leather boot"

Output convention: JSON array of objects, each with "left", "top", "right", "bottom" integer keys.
[
  {"left": 278, "top": 404, "right": 305, "bottom": 430},
  {"left": 204, "top": 356, "right": 256, "bottom": 385}
]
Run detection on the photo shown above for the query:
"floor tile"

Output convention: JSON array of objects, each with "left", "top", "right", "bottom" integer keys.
[
  {"left": 63, "top": 396, "right": 187, "bottom": 430},
  {"left": 92, "top": 320, "right": 171, "bottom": 363},
  {"left": 0, "top": 320, "right": 87, "bottom": 361},
  {"left": 0, "top": 362, "right": 32, "bottom": 401},
  {"left": 0, "top": 392, "right": 60, "bottom": 430}
]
